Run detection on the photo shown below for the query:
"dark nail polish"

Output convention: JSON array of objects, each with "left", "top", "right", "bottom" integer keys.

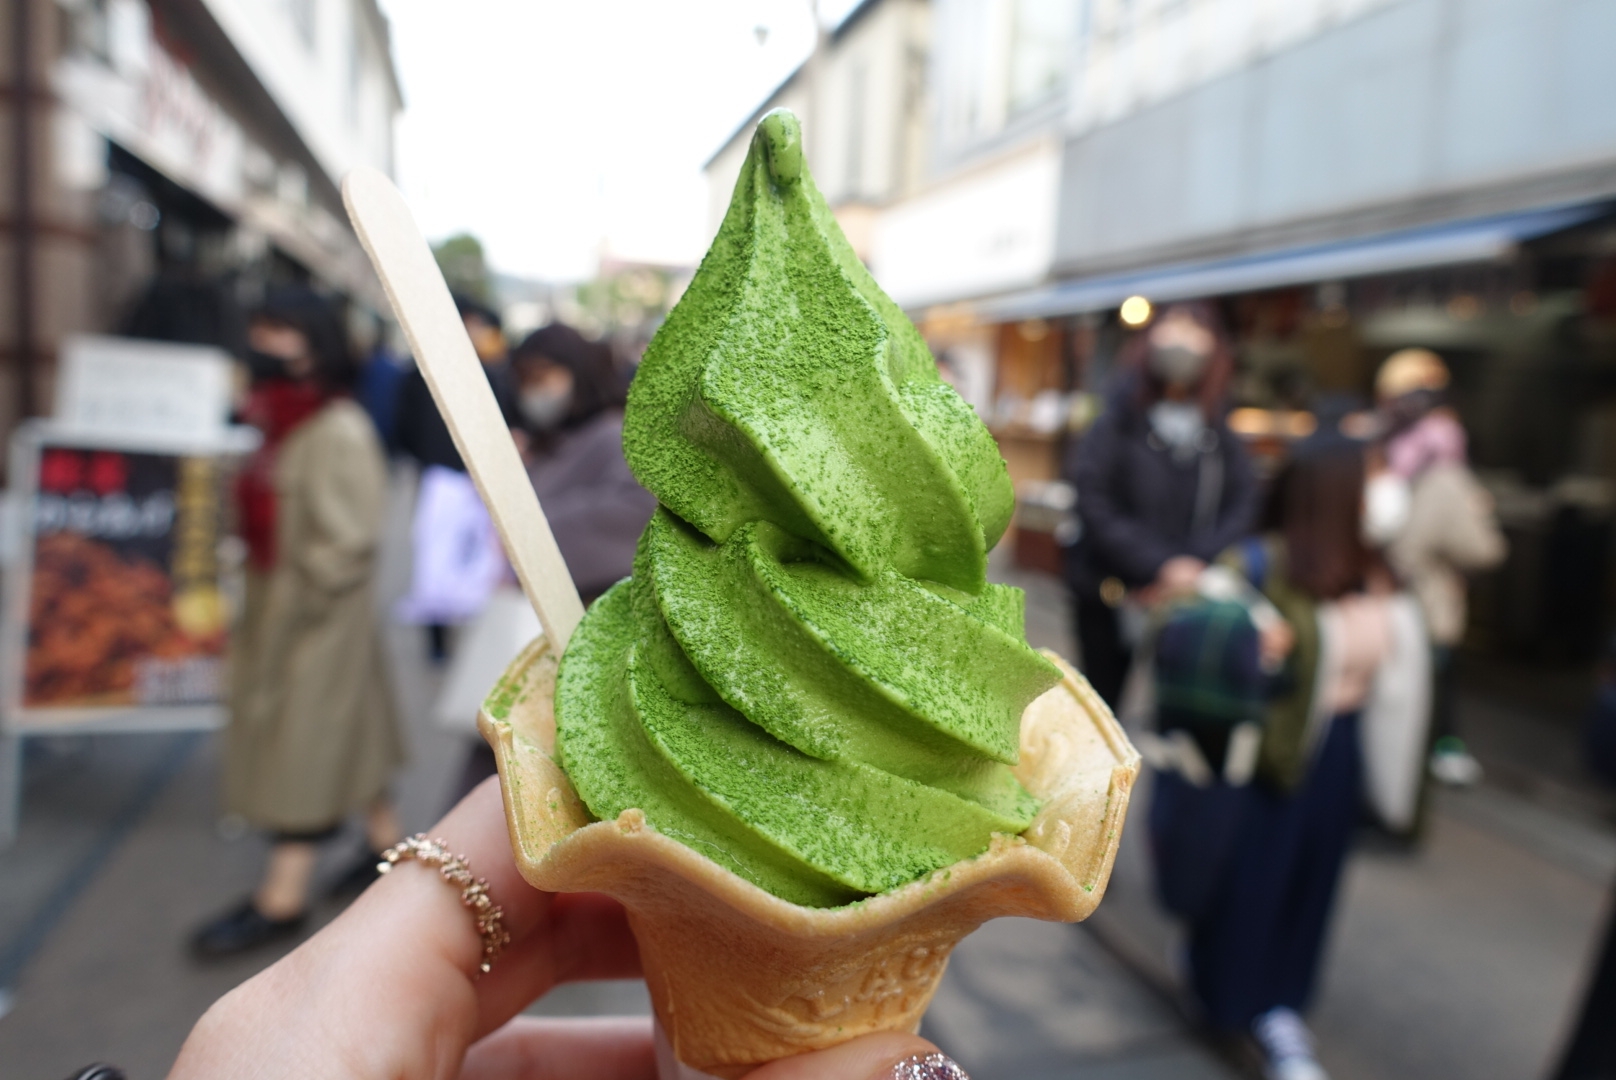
[{"left": 884, "top": 1052, "right": 969, "bottom": 1080}]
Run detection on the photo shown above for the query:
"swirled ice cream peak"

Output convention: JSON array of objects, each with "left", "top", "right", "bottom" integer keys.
[
  {"left": 555, "top": 110, "right": 1060, "bottom": 907},
  {"left": 622, "top": 108, "right": 1013, "bottom": 593}
]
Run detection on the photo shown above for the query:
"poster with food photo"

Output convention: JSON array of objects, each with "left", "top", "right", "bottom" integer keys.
[{"left": 21, "top": 443, "right": 228, "bottom": 712}]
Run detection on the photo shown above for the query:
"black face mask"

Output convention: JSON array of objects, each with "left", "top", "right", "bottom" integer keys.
[{"left": 243, "top": 348, "right": 293, "bottom": 382}]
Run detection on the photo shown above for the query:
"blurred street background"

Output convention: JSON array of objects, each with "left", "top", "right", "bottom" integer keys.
[{"left": 4, "top": 0, "right": 1616, "bottom": 1078}]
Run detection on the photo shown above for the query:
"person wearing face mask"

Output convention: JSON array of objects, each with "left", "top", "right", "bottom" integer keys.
[
  {"left": 392, "top": 295, "right": 524, "bottom": 661},
  {"left": 442, "top": 322, "right": 656, "bottom": 803},
  {"left": 1372, "top": 349, "right": 1504, "bottom": 788},
  {"left": 511, "top": 324, "right": 653, "bottom": 597},
  {"left": 1064, "top": 301, "right": 1261, "bottom": 708},
  {"left": 194, "top": 288, "right": 405, "bottom": 957}
]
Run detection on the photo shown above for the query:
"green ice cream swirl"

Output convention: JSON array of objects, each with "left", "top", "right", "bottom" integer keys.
[{"left": 555, "top": 109, "right": 1061, "bottom": 907}]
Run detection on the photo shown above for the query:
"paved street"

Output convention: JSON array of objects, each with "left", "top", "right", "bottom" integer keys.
[
  {"left": 998, "top": 560, "right": 1616, "bottom": 1080},
  {"left": 0, "top": 486, "right": 1612, "bottom": 1079}
]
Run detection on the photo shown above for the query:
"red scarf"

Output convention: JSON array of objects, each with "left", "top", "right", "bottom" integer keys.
[{"left": 235, "top": 380, "right": 329, "bottom": 571}]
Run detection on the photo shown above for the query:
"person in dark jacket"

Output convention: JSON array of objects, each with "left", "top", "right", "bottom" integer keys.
[
  {"left": 392, "top": 294, "right": 521, "bottom": 471},
  {"left": 1065, "top": 301, "right": 1261, "bottom": 707},
  {"left": 1550, "top": 639, "right": 1616, "bottom": 1080}
]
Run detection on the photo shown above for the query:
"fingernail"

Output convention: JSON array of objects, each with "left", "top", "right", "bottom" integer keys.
[{"left": 883, "top": 1052, "right": 969, "bottom": 1080}]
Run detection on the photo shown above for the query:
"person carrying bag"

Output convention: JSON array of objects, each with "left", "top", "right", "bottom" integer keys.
[
  {"left": 1145, "top": 554, "right": 1289, "bottom": 923},
  {"left": 1144, "top": 438, "right": 1428, "bottom": 1080}
]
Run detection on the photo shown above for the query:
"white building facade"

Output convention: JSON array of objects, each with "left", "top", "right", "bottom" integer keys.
[
  {"left": 703, "top": 0, "right": 932, "bottom": 262},
  {"left": 1048, "top": 0, "right": 1616, "bottom": 283}
]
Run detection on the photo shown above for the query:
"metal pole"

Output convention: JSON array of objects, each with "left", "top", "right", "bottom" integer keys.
[
  {"left": 0, "top": 730, "right": 19, "bottom": 847},
  {"left": 12, "top": 0, "right": 38, "bottom": 420},
  {"left": 2, "top": 0, "right": 38, "bottom": 850}
]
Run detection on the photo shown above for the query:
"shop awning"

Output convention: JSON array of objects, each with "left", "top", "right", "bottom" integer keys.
[{"left": 978, "top": 203, "right": 1607, "bottom": 322}]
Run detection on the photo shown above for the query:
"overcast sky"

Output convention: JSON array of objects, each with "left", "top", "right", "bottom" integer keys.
[{"left": 377, "top": 0, "right": 863, "bottom": 282}]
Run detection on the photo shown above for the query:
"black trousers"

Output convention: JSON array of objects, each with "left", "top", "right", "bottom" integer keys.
[
  {"left": 1430, "top": 644, "right": 1459, "bottom": 742},
  {"left": 1189, "top": 712, "right": 1363, "bottom": 1032},
  {"left": 1553, "top": 881, "right": 1616, "bottom": 1079},
  {"left": 1072, "top": 589, "right": 1132, "bottom": 709}
]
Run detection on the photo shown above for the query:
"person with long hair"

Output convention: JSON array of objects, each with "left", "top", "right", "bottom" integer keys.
[
  {"left": 1065, "top": 301, "right": 1261, "bottom": 706},
  {"left": 1189, "top": 438, "right": 1397, "bottom": 1080},
  {"left": 511, "top": 323, "right": 654, "bottom": 599},
  {"left": 193, "top": 288, "right": 405, "bottom": 957}
]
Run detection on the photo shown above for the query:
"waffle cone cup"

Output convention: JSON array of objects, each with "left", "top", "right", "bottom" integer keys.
[{"left": 479, "top": 636, "right": 1140, "bottom": 1078}]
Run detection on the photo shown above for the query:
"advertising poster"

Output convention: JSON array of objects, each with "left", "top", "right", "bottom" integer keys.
[{"left": 18, "top": 440, "right": 229, "bottom": 717}]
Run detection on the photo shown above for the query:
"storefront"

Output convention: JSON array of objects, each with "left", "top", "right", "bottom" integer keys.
[
  {"left": 928, "top": 200, "right": 1616, "bottom": 679},
  {"left": 1, "top": 0, "right": 396, "bottom": 456}
]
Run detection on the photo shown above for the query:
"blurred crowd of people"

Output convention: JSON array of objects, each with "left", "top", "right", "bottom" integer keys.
[
  {"left": 1063, "top": 303, "right": 1613, "bottom": 1080},
  {"left": 189, "top": 287, "right": 653, "bottom": 959},
  {"left": 169, "top": 286, "right": 1614, "bottom": 1080}
]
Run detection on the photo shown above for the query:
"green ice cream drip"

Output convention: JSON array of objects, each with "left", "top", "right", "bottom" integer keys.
[{"left": 555, "top": 110, "right": 1061, "bottom": 907}]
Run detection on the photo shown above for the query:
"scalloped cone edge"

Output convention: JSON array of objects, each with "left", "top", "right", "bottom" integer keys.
[{"left": 478, "top": 636, "right": 1140, "bottom": 1079}]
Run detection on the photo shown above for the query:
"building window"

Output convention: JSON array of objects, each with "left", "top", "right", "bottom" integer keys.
[{"left": 1007, "top": 0, "right": 1076, "bottom": 113}]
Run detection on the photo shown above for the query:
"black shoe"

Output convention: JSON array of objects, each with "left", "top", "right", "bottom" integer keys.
[
  {"left": 326, "top": 849, "right": 384, "bottom": 901},
  {"left": 190, "top": 900, "right": 305, "bottom": 959}
]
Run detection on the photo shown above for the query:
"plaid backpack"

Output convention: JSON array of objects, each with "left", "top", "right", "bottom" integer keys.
[{"left": 1153, "top": 596, "right": 1266, "bottom": 777}]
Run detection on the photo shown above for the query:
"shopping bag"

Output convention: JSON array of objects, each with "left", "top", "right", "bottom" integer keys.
[{"left": 1152, "top": 596, "right": 1266, "bottom": 778}]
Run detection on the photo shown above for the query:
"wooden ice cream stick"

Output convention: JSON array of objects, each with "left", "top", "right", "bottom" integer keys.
[{"left": 342, "top": 166, "right": 585, "bottom": 650}]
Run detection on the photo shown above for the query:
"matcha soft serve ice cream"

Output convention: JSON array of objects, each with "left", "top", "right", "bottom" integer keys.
[{"left": 555, "top": 109, "right": 1061, "bottom": 908}]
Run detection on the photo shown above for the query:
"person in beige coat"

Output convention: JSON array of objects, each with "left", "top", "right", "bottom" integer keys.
[
  {"left": 194, "top": 289, "right": 405, "bottom": 957},
  {"left": 1376, "top": 349, "right": 1506, "bottom": 787}
]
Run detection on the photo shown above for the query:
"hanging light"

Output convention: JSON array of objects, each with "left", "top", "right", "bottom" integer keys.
[{"left": 1119, "top": 295, "right": 1152, "bottom": 327}]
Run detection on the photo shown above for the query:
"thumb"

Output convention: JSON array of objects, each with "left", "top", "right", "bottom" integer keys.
[{"left": 740, "top": 1033, "right": 967, "bottom": 1080}]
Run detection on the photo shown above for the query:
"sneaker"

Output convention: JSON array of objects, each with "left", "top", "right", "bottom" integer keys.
[
  {"left": 1252, "top": 1007, "right": 1330, "bottom": 1080},
  {"left": 190, "top": 899, "right": 306, "bottom": 959},
  {"left": 1430, "top": 737, "right": 1483, "bottom": 787}
]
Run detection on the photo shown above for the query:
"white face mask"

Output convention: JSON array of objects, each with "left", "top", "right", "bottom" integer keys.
[
  {"left": 1362, "top": 472, "right": 1411, "bottom": 545},
  {"left": 1148, "top": 400, "right": 1205, "bottom": 455},
  {"left": 520, "top": 385, "right": 573, "bottom": 430}
]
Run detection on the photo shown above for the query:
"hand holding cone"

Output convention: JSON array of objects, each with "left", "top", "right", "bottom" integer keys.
[{"left": 480, "top": 636, "right": 1139, "bottom": 1079}]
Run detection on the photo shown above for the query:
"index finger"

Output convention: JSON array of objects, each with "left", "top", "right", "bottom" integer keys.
[{"left": 429, "top": 777, "right": 644, "bottom": 1037}]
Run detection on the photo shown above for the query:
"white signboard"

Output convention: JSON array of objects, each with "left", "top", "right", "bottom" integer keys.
[{"left": 54, "top": 336, "right": 235, "bottom": 446}]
